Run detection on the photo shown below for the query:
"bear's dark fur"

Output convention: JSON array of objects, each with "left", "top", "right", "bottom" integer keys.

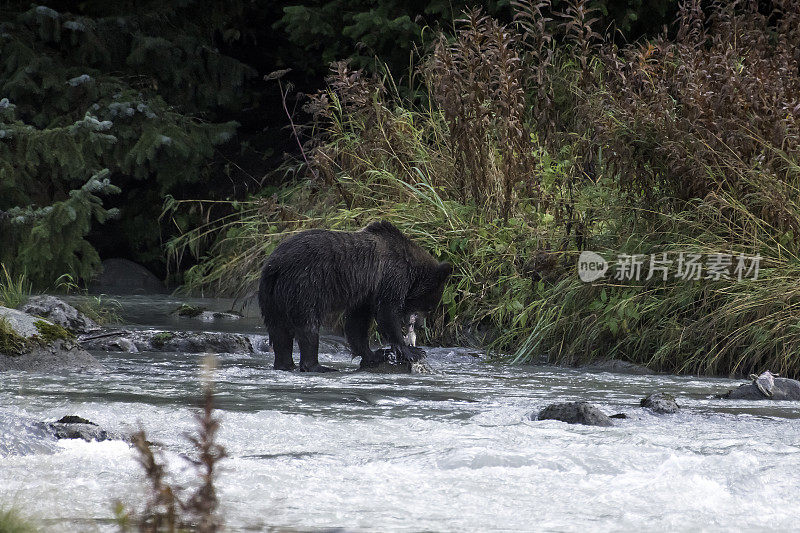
[{"left": 258, "top": 221, "right": 452, "bottom": 372}]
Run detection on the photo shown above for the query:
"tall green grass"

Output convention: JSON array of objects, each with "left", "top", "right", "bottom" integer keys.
[
  {"left": 0, "top": 264, "right": 31, "bottom": 309},
  {"left": 503, "top": 168, "right": 800, "bottom": 378}
]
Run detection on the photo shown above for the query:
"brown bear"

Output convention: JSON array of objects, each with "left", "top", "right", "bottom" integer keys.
[{"left": 257, "top": 221, "right": 451, "bottom": 372}]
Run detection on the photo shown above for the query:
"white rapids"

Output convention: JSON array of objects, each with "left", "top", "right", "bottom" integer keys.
[{"left": 1, "top": 296, "right": 800, "bottom": 532}]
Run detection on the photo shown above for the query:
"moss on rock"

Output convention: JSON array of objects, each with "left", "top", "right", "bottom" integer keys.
[
  {"left": 33, "top": 320, "right": 75, "bottom": 344},
  {"left": 175, "top": 304, "right": 205, "bottom": 317},
  {"left": 151, "top": 331, "right": 175, "bottom": 348},
  {"left": 0, "top": 317, "right": 30, "bottom": 356}
]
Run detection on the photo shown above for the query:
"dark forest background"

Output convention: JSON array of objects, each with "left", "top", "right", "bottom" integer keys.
[{"left": 0, "top": 0, "right": 676, "bottom": 285}]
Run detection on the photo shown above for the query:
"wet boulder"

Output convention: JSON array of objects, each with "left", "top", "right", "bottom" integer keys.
[
  {"left": 535, "top": 402, "right": 614, "bottom": 427},
  {"left": 80, "top": 328, "right": 254, "bottom": 354},
  {"left": 88, "top": 258, "right": 167, "bottom": 294},
  {"left": 46, "top": 415, "right": 112, "bottom": 442},
  {"left": 20, "top": 295, "right": 99, "bottom": 334},
  {"left": 107, "top": 336, "right": 138, "bottom": 353},
  {"left": 360, "top": 359, "right": 434, "bottom": 374},
  {"left": 0, "top": 414, "right": 116, "bottom": 455},
  {"left": 152, "top": 331, "right": 252, "bottom": 353},
  {"left": 580, "top": 359, "right": 655, "bottom": 375},
  {"left": 173, "top": 304, "right": 242, "bottom": 321},
  {"left": 77, "top": 330, "right": 139, "bottom": 352},
  {"left": 360, "top": 346, "right": 433, "bottom": 374},
  {"left": 722, "top": 377, "right": 800, "bottom": 400},
  {"left": 1, "top": 340, "right": 101, "bottom": 372},
  {"left": 1, "top": 305, "right": 47, "bottom": 338},
  {"left": 1, "top": 306, "right": 101, "bottom": 371},
  {"left": 198, "top": 310, "right": 243, "bottom": 321},
  {"left": 173, "top": 303, "right": 205, "bottom": 317},
  {"left": 641, "top": 392, "right": 680, "bottom": 414}
]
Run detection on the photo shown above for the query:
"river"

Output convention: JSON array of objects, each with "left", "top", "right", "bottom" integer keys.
[{"left": 1, "top": 295, "right": 799, "bottom": 531}]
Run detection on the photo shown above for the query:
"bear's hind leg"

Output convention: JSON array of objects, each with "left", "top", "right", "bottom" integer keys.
[
  {"left": 270, "top": 327, "right": 296, "bottom": 371},
  {"left": 297, "top": 329, "right": 337, "bottom": 373}
]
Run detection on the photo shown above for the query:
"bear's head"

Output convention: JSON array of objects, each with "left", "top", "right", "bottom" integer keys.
[{"left": 406, "top": 261, "right": 452, "bottom": 313}]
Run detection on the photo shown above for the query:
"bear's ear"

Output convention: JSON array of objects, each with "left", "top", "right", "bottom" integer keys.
[{"left": 437, "top": 262, "right": 453, "bottom": 282}]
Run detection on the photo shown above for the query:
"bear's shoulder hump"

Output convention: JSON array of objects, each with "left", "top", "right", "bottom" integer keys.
[{"left": 363, "top": 220, "right": 407, "bottom": 241}]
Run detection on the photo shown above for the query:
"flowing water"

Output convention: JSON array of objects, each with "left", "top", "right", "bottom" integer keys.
[{"left": 1, "top": 296, "right": 799, "bottom": 532}]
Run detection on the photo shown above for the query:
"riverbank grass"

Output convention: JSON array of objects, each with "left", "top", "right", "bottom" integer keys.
[
  {"left": 0, "top": 264, "right": 31, "bottom": 309},
  {"left": 165, "top": 2, "right": 800, "bottom": 379}
]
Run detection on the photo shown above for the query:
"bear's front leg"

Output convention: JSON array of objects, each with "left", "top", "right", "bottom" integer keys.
[
  {"left": 345, "top": 305, "right": 383, "bottom": 369},
  {"left": 376, "top": 304, "right": 427, "bottom": 364}
]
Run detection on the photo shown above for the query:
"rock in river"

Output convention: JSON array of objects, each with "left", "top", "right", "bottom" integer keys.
[
  {"left": 0, "top": 414, "right": 117, "bottom": 455},
  {"left": 722, "top": 376, "right": 800, "bottom": 400},
  {"left": 1, "top": 306, "right": 101, "bottom": 371},
  {"left": 173, "top": 304, "right": 242, "bottom": 321},
  {"left": 88, "top": 257, "right": 167, "bottom": 294},
  {"left": 46, "top": 415, "right": 112, "bottom": 442},
  {"left": 641, "top": 392, "right": 680, "bottom": 414},
  {"left": 20, "top": 295, "right": 99, "bottom": 334},
  {"left": 579, "top": 359, "right": 655, "bottom": 375},
  {"left": 360, "top": 359, "right": 434, "bottom": 374},
  {"left": 359, "top": 346, "right": 433, "bottom": 374},
  {"left": 80, "top": 328, "right": 259, "bottom": 354},
  {"left": 535, "top": 401, "right": 614, "bottom": 427}
]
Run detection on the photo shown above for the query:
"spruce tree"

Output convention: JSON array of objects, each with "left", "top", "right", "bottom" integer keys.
[{"left": 0, "top": 2, "right": 253, "bottom": 286}]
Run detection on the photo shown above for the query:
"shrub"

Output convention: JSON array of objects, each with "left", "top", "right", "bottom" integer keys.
[{"left": 117, "top": 355, "right": 226, "bottom": 533}]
